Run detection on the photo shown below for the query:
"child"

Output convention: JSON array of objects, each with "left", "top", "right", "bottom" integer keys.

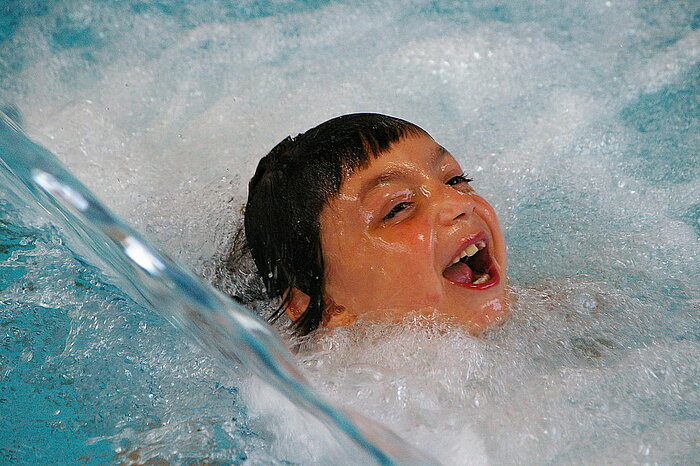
[{"left": 242, "top": 113, "right": 508, "bottom": 336}]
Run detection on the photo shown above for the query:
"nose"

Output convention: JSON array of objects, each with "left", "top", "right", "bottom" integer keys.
[{"left": 436, "top": 185, "right": 474, "bottom": 226}]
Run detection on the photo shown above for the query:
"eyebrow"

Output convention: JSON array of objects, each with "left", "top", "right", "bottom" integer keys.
[{"left": 360, "top": 145, "right": 450, "bottom": 198}]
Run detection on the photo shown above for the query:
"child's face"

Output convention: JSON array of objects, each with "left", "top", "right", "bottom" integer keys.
[{"left": 319, "top": 134, "right": 508, "bottom": 332}]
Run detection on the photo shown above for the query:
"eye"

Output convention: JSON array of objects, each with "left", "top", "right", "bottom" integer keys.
[
  {"left": 382, "top": 201, "right": 413, "bottom": 221},
  {"left": 446, "top": 174, "right": 473, "bottom": 186}
]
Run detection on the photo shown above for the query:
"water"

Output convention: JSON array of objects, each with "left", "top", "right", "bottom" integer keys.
[
  {"left": 1, "top": 0, "right": 699, "bottom": 464},
  {"left": 0, "top": 115, "right": 431, "bottom": 464}
]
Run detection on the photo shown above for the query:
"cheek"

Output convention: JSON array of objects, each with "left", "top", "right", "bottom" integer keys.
[
  {"left": 321, "top": 214, "right": 380, "bottom": 285},
  {"left": 364, "top": 218, "right": 437, "bottom": 279},
  {"left": 320, "top": 203, "right": 440, "bottom": 310},
  {"left": 370, "top": 215, "right": 434, "bottom": 250},
  {"left": 327, "top": 231, "right": 425, "bottom": 277},
  {"left": 472, "top": 195, "right": 507, "bottom": 267},
  {"left": 325, "top": 220, "right": 436, "bottom": 288}
]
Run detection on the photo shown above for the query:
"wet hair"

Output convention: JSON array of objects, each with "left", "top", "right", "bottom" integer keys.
[{"left": 244, "top": 113, "right": 426, "bottom": 335}]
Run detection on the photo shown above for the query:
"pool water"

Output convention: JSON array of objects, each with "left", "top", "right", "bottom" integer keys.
[{"left": 1, "top": 0, "right": 699, "bottom": 463}]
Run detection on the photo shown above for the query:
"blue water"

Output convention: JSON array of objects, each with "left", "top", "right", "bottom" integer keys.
[{"left": 1, "top": 0, "right": 699, "bottom": 464}]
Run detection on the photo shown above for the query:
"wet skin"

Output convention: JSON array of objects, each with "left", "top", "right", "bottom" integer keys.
[{"left": 316, "top": 133, "right": 509, "bottom": 332}]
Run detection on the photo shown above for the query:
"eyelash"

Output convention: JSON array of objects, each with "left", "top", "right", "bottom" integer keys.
[
  {"left": 447, "top": 174, "right": 473, "bottom": 185},
  {"left": 380, "top": 174, "right": 473, "bottom": 222},
  {"left": 382, "top": 201, "right": 413, "bottom": 221}
]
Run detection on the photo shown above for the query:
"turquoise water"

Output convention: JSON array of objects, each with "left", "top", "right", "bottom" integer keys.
[{"left": 1, "top": 0, "right": 699, "bottom": 464}]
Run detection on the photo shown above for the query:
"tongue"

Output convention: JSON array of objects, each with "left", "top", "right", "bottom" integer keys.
[{"left": 443, "top": 262, "right": 474, "bottom": 284}]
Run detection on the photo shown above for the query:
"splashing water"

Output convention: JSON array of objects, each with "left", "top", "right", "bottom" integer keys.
[
  {"left": 0, "top": 112, "right": 436, "bottom": 464},
  {"left": 1, "top": 0, "right": 699, "bottom": 464}
]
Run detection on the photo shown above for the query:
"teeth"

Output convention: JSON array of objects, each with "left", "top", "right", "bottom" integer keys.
[
  {"left": 473, "top": 273, "right": 491, "bottom": 284},
  {"left": 464, "top": 244, "right": 479, "bottom": 258},
  {"left": 450, "top": 241, "right": 487, "bottom": 266},
  {"left": 450, "top": 241, "right": 486, "bottom": 265}
]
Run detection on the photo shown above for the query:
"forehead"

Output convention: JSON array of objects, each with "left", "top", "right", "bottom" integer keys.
[{"left": 339, "top": 134, "right": 455, "bottom": 194}]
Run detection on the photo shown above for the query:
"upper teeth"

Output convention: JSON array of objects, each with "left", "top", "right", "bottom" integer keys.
[{"left": 451, "top": 241, "right": 486, "bottom": 265}]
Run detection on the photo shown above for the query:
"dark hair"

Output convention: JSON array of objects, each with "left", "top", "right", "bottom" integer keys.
[{"left": 244, "top": 113, "right": 426, "bottom": 335}]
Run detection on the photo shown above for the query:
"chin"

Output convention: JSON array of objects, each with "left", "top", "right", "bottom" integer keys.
[{"left": 456, "top": 286, "right": 510, "bottom": 334}]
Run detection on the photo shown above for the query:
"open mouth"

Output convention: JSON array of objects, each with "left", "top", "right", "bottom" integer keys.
[{"left": 442, "top": 236, "right": 499, "bottom": 289}]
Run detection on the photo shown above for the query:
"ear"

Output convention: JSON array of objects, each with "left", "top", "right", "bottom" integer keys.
[{"left": 282, "top": 287, "right": 310, "bottom": 322}]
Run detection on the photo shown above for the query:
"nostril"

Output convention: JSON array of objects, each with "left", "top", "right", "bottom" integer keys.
[
  {"left": 454, "top": 205, "right": 474, "bottom": 221},
  {"left": 439, "top": 203, "right": 473, "bottom": 225}
]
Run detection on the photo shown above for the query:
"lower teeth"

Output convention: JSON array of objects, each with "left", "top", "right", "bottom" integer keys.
[{"left": 473, "top": 273, "right": 491, "bottom": 284}]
